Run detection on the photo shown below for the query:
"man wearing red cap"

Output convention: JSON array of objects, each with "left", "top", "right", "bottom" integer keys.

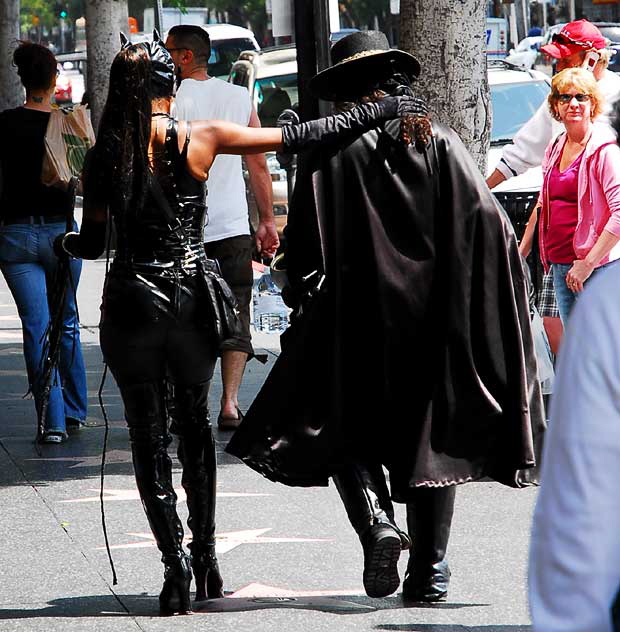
[{"left": 487, "top": 19, "right": 620, "bottom": 190}]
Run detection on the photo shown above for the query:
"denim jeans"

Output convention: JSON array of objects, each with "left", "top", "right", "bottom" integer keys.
[
  {"left": 551, "top": 261, "right": 606, "bottom": 326},
  {"left": 0, "top": 221, "right": 87, "bottom": 433},
  {"left": 551, "top": 263, "right": 576, "bottom": 326}
]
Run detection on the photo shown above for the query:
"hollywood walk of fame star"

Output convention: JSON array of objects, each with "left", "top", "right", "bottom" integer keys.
[
  {"left": 229, "top": 582, "right": 364, "bottom": 599},
  {"left": 62, "top": 488, "right": 270, "bottom": 503},
  {"left": 99, "top": 528, "right": 331, "bottom": 555},
  {"left": 26, "top": 450, "right": 133, "bottom": 468}
]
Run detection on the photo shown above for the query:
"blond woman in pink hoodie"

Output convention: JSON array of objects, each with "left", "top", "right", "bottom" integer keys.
[{"left": 538, "top": 67, "right": 620, "bottom": 323}]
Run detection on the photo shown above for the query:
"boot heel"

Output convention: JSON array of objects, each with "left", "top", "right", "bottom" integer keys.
[
  {"left": 192, "top": 547, "right": 224, "bottom": 601},
  {"left": 159, "top": 554, "right": 193, "bottom": 615}
]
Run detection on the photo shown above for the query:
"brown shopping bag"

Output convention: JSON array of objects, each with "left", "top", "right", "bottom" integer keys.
[{"left": 41, "top": 104, "right": 95, "bottom": 190}]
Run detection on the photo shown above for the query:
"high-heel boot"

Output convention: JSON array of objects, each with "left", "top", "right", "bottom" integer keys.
[
  {"left": 402, "top": 485, "right": 456, "bottom": 603},
  {"left": 333, "top": 464, "right": 403, "bottom": 598},
  {"left": 173, "top": 381, "right": 224, "bottom": 601},
  {"left": 121, "top": 381, "right": 192, "bottom": 616}
]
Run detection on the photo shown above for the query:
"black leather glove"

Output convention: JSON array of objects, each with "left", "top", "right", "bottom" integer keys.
[
  {"left": 281, "top": 95, "right": 429, "bottom": 153},
  {"left": 53, "top": 233, "right": 69, "bottom": 259},
  {"left": 51, "top": 219, "right": 107, "bottom": 260}
]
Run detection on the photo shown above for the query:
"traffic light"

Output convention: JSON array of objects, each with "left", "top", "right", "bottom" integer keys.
[{"left": 55, "top": 2, "right": 68, "bottom": 19}]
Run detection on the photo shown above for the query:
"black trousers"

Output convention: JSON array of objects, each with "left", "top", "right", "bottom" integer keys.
[{"left": 100, "top": 273, "right": 219, "bottom": 563}]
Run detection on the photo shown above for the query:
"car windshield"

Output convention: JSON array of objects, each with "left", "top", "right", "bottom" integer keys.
[
  {"left": 255, "top": 73, "right": 298, "bottom": 127},
  {"left": 491, "top": 80, "right": 549, "bottom": 143},
  {"left": 209, "top": 38, "right": 257, "bottom": 79}
]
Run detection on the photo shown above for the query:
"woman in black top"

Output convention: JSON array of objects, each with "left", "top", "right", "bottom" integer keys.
[
  {"left": 0, "top": 42, "right": 87, "bottom": 443},
  {"left": 57, "top": 33, "right": 422, "bottom": 615}
]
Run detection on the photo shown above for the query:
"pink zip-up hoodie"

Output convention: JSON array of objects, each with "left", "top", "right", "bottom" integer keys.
[{"left": 539, "top": 122, "right": 620, "bottom": 272}]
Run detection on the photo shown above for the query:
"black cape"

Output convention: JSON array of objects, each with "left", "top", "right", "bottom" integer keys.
[{"left": 226, "top": 121, "right": 545, "bottom": 499}]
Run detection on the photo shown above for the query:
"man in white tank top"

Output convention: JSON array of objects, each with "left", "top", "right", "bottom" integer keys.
[{"left": 166, "top": 26, "right": 279, "bottom": 429}]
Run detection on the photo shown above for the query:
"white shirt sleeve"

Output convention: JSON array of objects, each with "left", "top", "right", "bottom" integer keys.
[
  {"left": 529, "top": 267, "right": 620, "bottom": 632},
  {"left": 496, "top": 100, "right": 556, "bottom": 179}
]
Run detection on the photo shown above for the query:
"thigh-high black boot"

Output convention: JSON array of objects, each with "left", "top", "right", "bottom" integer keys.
[
  {"left": 172, "top": 381, "right": 224, "bottom": 602},
  {"left": 121, "top": 381, "right": 192, "bottom": 616},
  {"left": 333, "top": 464, "right": 407, "bottom": 598},
  {"left": 402, "top": 486, "right": 456, "bottom": 603}
]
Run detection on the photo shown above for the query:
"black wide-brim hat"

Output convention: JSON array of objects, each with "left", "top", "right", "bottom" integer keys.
[{"left": 309, "top": 30, "right": 421, "bottom": 102}]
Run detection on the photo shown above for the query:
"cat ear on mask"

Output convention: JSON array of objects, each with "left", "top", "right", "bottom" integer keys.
[
  {"left": 120, "top": 32, "right": 130, "bottom": 49},
  {"left": 153, "top": 29, "right": 161, "bottom": 43}
]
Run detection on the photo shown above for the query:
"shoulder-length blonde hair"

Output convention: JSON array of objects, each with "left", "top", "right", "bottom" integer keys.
[{"left": 548, "top": 67, "right": 604, "bottom": 121}]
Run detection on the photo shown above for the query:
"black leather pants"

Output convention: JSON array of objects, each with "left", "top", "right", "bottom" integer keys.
[
  {"left": 120, "top": 381, "right": 186, "bottom": 563},
  {"left": 170, "top": 380, "right": 224, "bottom": 600},
  {"left": 170, "top": 381, "right": 217, "bottom": 559},
  {"left": 332, "top": 464, "right": 399, "bottom": 536},
  {"left": 100, "top": 281, "right": 219, "bottom": 580}
]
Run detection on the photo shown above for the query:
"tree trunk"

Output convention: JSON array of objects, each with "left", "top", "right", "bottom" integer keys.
[
  {"left": 0, "top": 0, "right": 23, "bottom": 112},
  {"left": 85, "top": 0, "right": 128, "bottom": 132},
  {"left": 399, "top": 0, "right": 491, "bottom": 173}
]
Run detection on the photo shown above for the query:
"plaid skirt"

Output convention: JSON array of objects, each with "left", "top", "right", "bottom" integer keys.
[{"left": 537, "top": 270, "right": 559, "bottom": 318}]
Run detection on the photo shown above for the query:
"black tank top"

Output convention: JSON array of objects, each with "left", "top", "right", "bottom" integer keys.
[{"left": 113, "top": 117, "right": 207, "bottom": 271}]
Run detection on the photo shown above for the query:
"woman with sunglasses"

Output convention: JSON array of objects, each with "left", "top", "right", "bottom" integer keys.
[{"left": 538, "top": 67, "right": 620, "bottom": 323}]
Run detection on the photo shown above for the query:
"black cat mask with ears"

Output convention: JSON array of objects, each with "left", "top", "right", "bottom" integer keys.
[{"left": 119, "top": 29, "right": 175, "bottom": 92}]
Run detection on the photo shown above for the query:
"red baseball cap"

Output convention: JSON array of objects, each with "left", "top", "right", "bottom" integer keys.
[{"left": 540, "top": 19, "right": 608, "bottom": 59}]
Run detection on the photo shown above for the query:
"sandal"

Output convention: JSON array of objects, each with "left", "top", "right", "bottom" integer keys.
[{"left": 217, "top": 407, "right": 244, "bottom": 431}]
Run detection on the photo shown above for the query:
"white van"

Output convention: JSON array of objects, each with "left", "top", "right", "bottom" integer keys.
[{"left": 486, "top": 17, "right": 508, "bottom": 59}]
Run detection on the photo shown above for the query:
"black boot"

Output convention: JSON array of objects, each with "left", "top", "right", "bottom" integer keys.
[
  {"left": 172, "top": 381, "right": 224, "bottom": 602},
  {"left": 402, "top": 486, "right": 456, "bottom": 603},
  {"left": 333, "top": 464, "right": 404, "bottom": 598},
  {"left": 121, "top": 381, "right": 192, "bottom": 616}
]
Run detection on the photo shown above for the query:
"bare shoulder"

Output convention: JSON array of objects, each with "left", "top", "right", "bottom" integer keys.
[{"left": 180, "top": 120, "right": 216, "bottom": 182}]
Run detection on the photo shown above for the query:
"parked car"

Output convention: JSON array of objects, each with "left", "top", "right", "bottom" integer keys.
[
  {"left": 202, "top": 24, "right": 260, "bottom": 78},
  {"left": 54, "top": 64, "right": 73, "bottom": 105},
  {"left": 229, "top": 45, "right": 297, "bottom": 233},
  {"left": 487, "top": 60, "right": 551, "bottom": 238},
  {"left": 330, "top": 28, "right": 359, "bottom": 43}
]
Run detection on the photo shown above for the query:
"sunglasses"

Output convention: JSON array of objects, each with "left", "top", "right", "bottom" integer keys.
[
  {"left": 557, "top": 93, "right": 591, "bottom": 103},
  {"left": 552, "top": 33, "right": 593, "bottom": 49}
]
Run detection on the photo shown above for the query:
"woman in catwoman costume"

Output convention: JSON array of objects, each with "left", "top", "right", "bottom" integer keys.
[{"left": 56, "top": 34, "right": 424, "bottom": 615}]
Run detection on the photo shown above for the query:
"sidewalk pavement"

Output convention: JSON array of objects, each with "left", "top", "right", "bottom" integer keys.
[{"left": 0, "top": 258, "right": 536, "bottom": 631}]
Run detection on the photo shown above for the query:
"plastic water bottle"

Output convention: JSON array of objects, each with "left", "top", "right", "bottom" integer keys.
[{"left": 252, "top": 269, "right": 291, "bottom": 333}]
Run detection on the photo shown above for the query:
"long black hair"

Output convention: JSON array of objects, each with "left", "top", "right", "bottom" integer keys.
[
  {"left": 336, "top": 69, "right": 432, "bottom": 148},
  {"left": 88, "top": 45, "right": 155, "bottom": 214}
]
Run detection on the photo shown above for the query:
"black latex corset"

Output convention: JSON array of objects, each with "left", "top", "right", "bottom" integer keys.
[{"left": 113, "top": 117, "right": 207, "bottom": 272}]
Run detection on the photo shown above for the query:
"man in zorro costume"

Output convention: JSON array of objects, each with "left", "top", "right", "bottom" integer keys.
[{"left": 227, "top": 31, "right": 545, "bottom": 602}]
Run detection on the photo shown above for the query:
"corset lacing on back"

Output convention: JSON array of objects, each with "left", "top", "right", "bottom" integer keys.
[{"left": 113, "top": 117, "right": 208, "bottom": 274}]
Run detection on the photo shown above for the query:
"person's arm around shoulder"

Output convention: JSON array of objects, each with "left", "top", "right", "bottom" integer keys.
[
  {"left": 184, "top": 94, "right": 426, "bottom": 181},
  {"left": 185, "top": 119, "right": 283, "bottom": 182},
  {"left": 245, "top": 108, "right": 279, "bottom": 258}
]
